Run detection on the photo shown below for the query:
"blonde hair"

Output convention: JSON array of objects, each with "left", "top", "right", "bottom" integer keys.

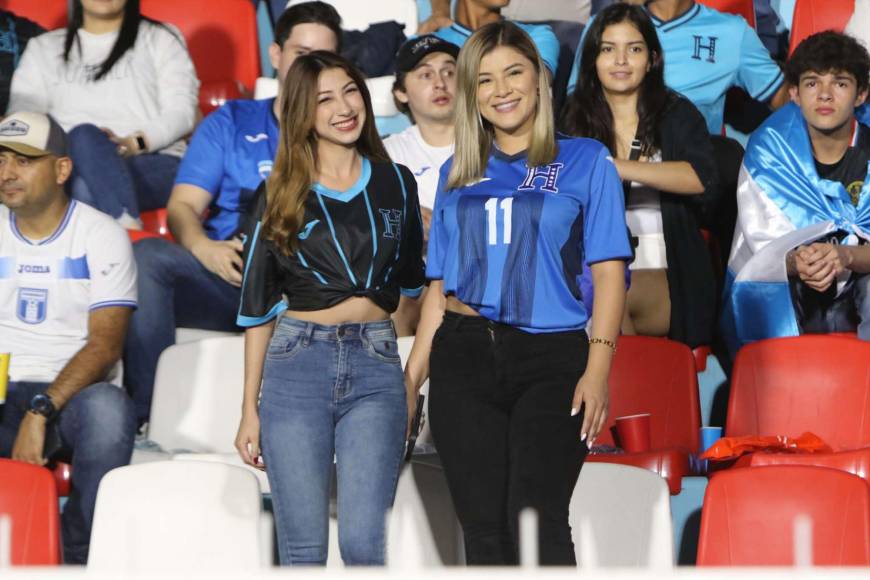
[
  {"left": 263, "top": 51, "right": 388, "bottom": 252},
  {"left": 448, "top": 21, "right": 556, "bottom": 190}
]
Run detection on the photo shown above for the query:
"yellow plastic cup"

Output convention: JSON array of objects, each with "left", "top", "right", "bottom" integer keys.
[{"left": 0, "top": 353, "right": 9, "bottom": 404}]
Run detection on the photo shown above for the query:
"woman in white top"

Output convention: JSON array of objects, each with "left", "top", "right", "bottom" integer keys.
[
  {"left": 561, "top": 3, "right": 717, "bottom": 347},
  {"left": 9, "top": 0, "right": 199, "bottom": 228}
]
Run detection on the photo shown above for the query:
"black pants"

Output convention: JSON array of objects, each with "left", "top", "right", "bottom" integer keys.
[{"left": 428, "top": 312, "right": 589, "bottom": 566}]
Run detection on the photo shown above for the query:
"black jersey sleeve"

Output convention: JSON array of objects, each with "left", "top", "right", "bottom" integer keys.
[
  {"left": 237, "top": 183, "right": 287, "bottom": 326},
  {"left": 394, "top": 164, "right": 426, "bottom": 297}
]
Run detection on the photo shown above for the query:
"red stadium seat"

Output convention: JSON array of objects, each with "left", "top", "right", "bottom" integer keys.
[
  {"left": 726, "top": 336, "right": 870, "bottom": 451},
  {"left": 0, "top": 459, "right": 62, "bottom": 565},
  {"left": 698, "top": 0, "right": 756, "bottom": 28},
  {"left": 697, "top": 466, "right": 870, "bottom": 565},
  {"left": 141, "top": 0, "right": 260, "bottom": 112},
  {"left": 588, "top": 336, "right": 701, "bottom": 494},
  {"left": 750, "top": 448, "right": 870, "bottom": 482},
  {"left": 0, "top": 0, "right": 67, "bottom": 29},
  {"left": 586, "top": 447, "right": 690, "bottom": 495},
  {"left": 788, "top": 0, "right": 855, "bottom": 55},
  {"left": 139, "top": 208, "right": 174, "bottom": 241}
]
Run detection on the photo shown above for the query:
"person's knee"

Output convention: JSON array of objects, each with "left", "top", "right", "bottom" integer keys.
[
  {"left": 133, "top": 238, "right": 183, "bottom": 281},
  {"left": 71, "top": 383, "right": 136, "bottom": 451},
  {"left": 338, "top": 526, "right": 385, "bottom": 566},
  {"left": 68, "top": 123, "right": 107, "bottom": 147}
]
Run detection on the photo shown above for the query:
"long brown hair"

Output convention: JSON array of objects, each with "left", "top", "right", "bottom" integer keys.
[
  {"left": 263, "top": 51, "right": 388, "bottom": 252},
  {"left": 448, "top": 21, "right": 556, "bottom": 190}
]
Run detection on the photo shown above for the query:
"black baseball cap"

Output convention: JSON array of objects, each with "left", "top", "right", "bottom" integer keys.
[{"left": 395, "top": 35, "right": 460, "bottom": 75}]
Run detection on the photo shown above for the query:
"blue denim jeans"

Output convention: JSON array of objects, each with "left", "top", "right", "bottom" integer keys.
[
  {"left": 259, "top": 316, "right": 407, "bottom": 566},
  {"left": 123, "top": 238, "right": 241, "bottom": 421},
  {"left": 67, "top": 123, "right": 179, "bottom": 219},
  {"left": 0, "top": 381, "right": 136, "bottom": 564}
]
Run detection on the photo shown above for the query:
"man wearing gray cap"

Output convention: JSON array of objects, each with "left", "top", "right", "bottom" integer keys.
[{"left": 0, "top": 112, "right": 136, "bottom": 564}]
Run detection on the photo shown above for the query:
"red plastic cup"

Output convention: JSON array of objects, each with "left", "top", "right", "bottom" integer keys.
[{"left": 615, "top": 413, "right": 652, "bottom": 453}]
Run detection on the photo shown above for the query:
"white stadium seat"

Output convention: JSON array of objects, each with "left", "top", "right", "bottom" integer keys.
[
  {"left": 570, "top": 463, "right": 674, "bottom": 568},
  {"left": 89, "top": 461, "right": 272, "bottom": 571},
  {"left": 254, "top": 75, "right": 400, "bottom": 117}
]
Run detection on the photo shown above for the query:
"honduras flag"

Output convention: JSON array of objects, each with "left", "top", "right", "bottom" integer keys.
[{"left": 722, "top": 103, "right": 870, "bottom": 355}]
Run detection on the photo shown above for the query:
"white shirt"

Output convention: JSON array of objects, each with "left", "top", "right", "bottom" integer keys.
[
  {"left": 9, "top": 22, "right": 199, "bottom": 156},
  {"left": 383, "top": 125, "right": 454, "bottom": 210},
  {"left": 0, "top": 202, "right": 137, "bottom": 383}
]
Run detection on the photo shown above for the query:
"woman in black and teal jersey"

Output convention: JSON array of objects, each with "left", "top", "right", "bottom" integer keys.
[
  {"left": 234, "top": 51, "right": 425, "bottom": 566},
  {"left": 403, "top": 21, "right": 632, "bottom": 566}
]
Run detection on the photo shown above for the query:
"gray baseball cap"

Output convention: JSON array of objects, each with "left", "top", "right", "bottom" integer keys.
[{"left": 0, "top": 112, "right": 69, "bottom": 158}]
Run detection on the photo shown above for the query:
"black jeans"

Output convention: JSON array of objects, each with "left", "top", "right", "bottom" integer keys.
[{"left": 428, "top": 312, "right": 589, "bottom": 566}]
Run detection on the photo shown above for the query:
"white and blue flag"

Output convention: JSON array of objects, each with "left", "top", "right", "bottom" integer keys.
[{"left": 722, "top": 103, "right": 870, "bottom": 354}]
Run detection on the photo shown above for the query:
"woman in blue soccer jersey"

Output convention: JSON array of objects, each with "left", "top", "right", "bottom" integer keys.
[
  {"left": 403, "top": 21, "right": 632, "bottom": 565},
  {"left": 561, "top": 3, "right": 717, "bottom": 348},
  {"left": 233, "top": 51, "right": 425, "bottom": 566}
]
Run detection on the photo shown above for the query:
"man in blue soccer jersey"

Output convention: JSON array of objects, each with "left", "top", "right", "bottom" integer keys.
[
  {"left": 724, "top": 32, "right": 870, "bottom": 350},
  {"left": 0, "top": 112, "right": 136, "bottom": 564},
  {"left": 123, "top": 2, "right": 342, "bottom": 423},
  {"left": 569, "top": 0, "right": 790, "bottom": 134},
  {"left": 426, "top": 0, "right": 561, "bottom": 77}
]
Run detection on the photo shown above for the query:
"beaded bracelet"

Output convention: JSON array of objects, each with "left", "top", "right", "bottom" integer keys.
[{"left": 589, "top": 337, "right": 617, "bottom": 352}]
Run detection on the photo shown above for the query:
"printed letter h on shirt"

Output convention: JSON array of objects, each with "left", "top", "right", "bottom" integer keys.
[
  {"left": 380, "top": 209, "right": 402, "bottom": 240},
  {"left": 518, "top": 163, "right": 564, "bottom": 193},
  {"left": 692, "top": 35, "right": 717, "bottom": 63}
]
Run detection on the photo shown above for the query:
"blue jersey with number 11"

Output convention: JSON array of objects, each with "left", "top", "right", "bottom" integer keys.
[{"left": 426, "top": 136, "right": 632, "bottom": 333}]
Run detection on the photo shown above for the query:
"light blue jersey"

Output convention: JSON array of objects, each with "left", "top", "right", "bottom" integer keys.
[
  {"left": 427, "top": 136, "right": 632, "bottom": 333},
  {"left": 433, "top": 20, "right": 560, "bottom": 75},
  {"left": 568, "top": 2, "right": 784, "bottom": 133}
]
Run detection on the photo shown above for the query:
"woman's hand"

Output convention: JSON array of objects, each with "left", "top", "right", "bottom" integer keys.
[
  {"left": 235, "top": 407, "right": 264, "bottom": 470},
  {"left": 571, "top": 373, "right": 609, "bottom": 446}
]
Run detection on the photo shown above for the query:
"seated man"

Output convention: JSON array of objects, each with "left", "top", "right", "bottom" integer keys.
[
  {"left": 386, "top": 35, "right": 458, "bottom": 230},
  {"left": 724, "top": 31, "right": 870, "bottom": 353},
  {"left": 384, "top": 35, "right": 458, "bottom": 334},
  {"left": 427, "top": 0, "right": 560, "bottom": 77},
  {"left": 123, "top": 1, "right": 341, "bottom": 423},
  {"left": 569, "top": 0, "right": 789, "bottom": 134},
  {"left": 0, "top": 112, "right": 136, "bottom": 564}
]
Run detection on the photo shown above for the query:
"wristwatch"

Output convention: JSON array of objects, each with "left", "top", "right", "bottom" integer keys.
[{"left": 28, "top": 393, "right": 57, "bottom": 420}]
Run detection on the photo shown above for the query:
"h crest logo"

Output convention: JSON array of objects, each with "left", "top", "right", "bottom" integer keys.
[
  {"left": 379, "top": 209, "right": 402, "bottom": 240},
  {"left": 692, "top": 35, "right": 717, "bottom": 63},
  {"left": 518, "top": 163, "right": 564, "bottom": 193}
]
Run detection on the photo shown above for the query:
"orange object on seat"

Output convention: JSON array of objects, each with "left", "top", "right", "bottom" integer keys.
[
  {"left": 726, "top": 335, "right": 870, "bottom": 451},
  {"left": 141, "top": 0, "right": 260, "bottom": 114},
  {"left": 697, "top": 0, "right": 756, "bottom": 27},
  {"left": 139, "top": 208, "right": 173, "bottom": 240},
  {"left": 788, "top": 0, "right": 855, "bottom": 55},
  {"left": 751, "top": 448, "right": 870, "bottom": 482},
  {"left": 588, "top": 336, "right": 701, "bottom": 493},
  {"left": 587, "top": 448, "right": 690, "bottom": 495},
  {"left": 701, "top": 432, "right": 833, "bottom": 461},
  {"left": 0, "top": 0, "right": 67, "bottom": 29},
  {"left": 0, "top": 459, "right": 62, "bottom": 565},
  {"left": 697, "top": 466, "right": 870, "bottom": 565}
]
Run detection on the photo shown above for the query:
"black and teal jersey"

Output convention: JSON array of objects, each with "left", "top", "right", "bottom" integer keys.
[
  {"left": 427, "top": 136, "right": 631, "bottom": 333},
  {"left": 237, "top": 158, "right": 425, "bottom": 326}
]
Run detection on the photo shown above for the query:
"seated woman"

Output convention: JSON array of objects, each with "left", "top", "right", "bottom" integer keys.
[
  {"left": 9, "top": 0, "right": 198, "bottom": 228},
  {"left": 561, "top": 2, "right": 717, "bottom": 347}
]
